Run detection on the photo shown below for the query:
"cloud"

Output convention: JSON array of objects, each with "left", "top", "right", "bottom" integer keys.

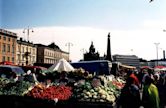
[
  {"left": 9, "top": 21, "right": 166, "bottom": 62},
  {"left": 142, "top": 19, "right": 166, "bottom": 30}
]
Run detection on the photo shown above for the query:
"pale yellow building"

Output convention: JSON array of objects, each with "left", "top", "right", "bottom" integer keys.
[
  {"left": 16, "top": 38, "right": 37, "bottom": 66},
  {"left": 36, "top": 43, "right": 69, "bottom": 64},
  {"left": 0, "top": 29, "right": 17, "bottom": 64}
]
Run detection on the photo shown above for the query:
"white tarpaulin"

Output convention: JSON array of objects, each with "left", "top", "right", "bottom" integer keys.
[{"left": 48, "top": 58, "right": 75, "bottom": 72}]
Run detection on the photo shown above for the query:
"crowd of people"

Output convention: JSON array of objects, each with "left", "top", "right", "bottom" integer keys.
[{"left": 117, "top": 68, "right": 166, "bottom": 108}]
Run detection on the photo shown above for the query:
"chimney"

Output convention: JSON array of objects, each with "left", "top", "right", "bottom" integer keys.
[{"left": 163, "top": 50, "right": 165, "bottom": 60}]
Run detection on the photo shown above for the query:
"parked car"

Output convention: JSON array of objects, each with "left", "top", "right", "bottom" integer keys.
[{"left": 0, "top": 65, "right": 25, "bottom": 80}]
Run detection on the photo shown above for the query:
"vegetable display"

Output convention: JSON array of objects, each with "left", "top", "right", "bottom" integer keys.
[
  {"left": 73, "top": 80, "right": 116, "bottom": 104},
  {"left": 0, "top": 67, "right": 125, "bottom": 107},
  {"left": 0, "top": 78, "right": 10, "bottom": 88},
  {"left": 27, "top": 85, "right": 72, "bottom": 101},
  {"left": 0, "top": 80, "right": 33, "bottom": 96}
]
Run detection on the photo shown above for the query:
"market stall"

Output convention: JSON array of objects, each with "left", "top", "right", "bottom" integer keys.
[
  {"left": 0, "top": 65, "right": 125, "bottom": 108},
  {"left": 47, "top": 58, "right": 75, "bottom": 72}
]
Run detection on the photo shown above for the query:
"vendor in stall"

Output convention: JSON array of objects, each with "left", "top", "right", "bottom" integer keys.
[
  {"left": 59, "top": 71, "right": 69, "bottom": 85},
  {"left": 24, "top": 70, "right": 38, "bottom": 84}
]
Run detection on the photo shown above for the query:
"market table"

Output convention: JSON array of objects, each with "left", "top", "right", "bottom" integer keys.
[{"left": 0, "top": 95, "right": 115, "bottom": 108}]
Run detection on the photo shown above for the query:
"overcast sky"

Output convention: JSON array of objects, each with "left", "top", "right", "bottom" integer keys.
[{"left": 1, "top": 0, "right": 166, "bottom": 62}]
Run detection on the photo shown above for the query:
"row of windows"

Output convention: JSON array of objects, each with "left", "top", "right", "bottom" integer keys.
[
  {"left": 0, "top": 35, "right": 15, "bottom": 42},
  {"left": 45, "top": 51, "right": 62, "bottom": 58},
  {"left": 17, "top": 46, "right": 36, "bottom": 55},
  {"left": 17, "top": 54, "right": 36, "bottom": 62},
  {"left": 0, "top": 43, "right": 15, "bottom": 53},
  {"left": 2, "top": 56, "right": 14, "bottom": 62},
  {"left": 44, "top": 58, "right": 58, "bottom": 64}
]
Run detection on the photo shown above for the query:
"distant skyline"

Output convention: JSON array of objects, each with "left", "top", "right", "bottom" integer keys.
[{"left": 1, "top": 0, "right": 166, "bottom": 62}]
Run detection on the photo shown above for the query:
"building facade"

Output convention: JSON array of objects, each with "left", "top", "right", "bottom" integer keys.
[
  {"left": 146, "top": 59, "right": 166, "bottom": 68},
  {"left": 36, "top": 43, "right": 69, "bottom": 64},
  {"left": 16, "top": 38, "right": 37, "bottom": 66},
  {"left": 0, "top": 29, "right": 17, "bottom": 64},
  {"left": 113, "top": 54, "right": 140, "bottom": 68}
]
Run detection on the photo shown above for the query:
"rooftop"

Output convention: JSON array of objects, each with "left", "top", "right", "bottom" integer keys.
[{"left": 0, "top": 29, "right": 17, "bottom": 38}]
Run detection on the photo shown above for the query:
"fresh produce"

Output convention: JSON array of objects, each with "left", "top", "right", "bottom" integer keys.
[
  {"left": 0, "top": 70, "right": 124, "bottom": 105},
  {"left": 0, "top": 81, "right": 33, "bottom": 96},
  {"left": 0, "top": 78, "right": 11, "bottom": 88},
  {"left": 74, "top": 79, "right": 116, "bottom": 104},
  {"left": 0, "top": 78, "right": 11, "bottom": 94},
  {"left": 27, "top": 85, "right": 72, "bottom": 101},
  {"left": 69, "top": 68, "right": 93, "bottom": 79},
  {"left": 111, "top": 80, "right": 124, "bottom": 89},
  {"left": 107, "top": 78, "right": 125, "bottom": 98},
  {"left": 91, "top": 78, "right": 102, "bottom": 88}
]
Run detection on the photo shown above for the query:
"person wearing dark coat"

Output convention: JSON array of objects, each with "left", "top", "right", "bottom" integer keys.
[{"left": 117, "top": 77, "right": 141, "bottom": 108}]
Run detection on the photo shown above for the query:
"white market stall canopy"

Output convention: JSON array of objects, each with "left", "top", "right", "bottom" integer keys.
[
  {"left": 48, "top": 58, "right": 75, "bottom": 72},
  {"left": 119, "top": 64, "right": 136, "bottom": 69}
]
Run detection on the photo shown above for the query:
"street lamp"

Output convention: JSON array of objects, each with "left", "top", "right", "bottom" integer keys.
[
  {"left": 129, "top": 49, "right": 134, "bottom": 55},
  {"left": 154, "top": 43, "right": 160, "bottom": 66},
  {"left": 65, "top": 42, "right": 73, "bottom": 61},
  {"left": 23, "top": 26, "right": 34, "bottom": 65},
  {"left": 23, "top": 26, "right": 34, "bottom": 42}
]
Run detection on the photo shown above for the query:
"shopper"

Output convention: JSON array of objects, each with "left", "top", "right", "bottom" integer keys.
[
  {"left": 117, "top": 77, "right": 141, "bottom": 108},
  {"left": 142, "top": 75, "right": 160, "bottom": 108},
  {"left": 127, "top": 70, "right": 140, "bottom": 88}
]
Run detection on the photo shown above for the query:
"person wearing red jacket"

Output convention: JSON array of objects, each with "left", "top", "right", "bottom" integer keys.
[{"left": 127, "top": 70, "right": 140, "bottom": 88}]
